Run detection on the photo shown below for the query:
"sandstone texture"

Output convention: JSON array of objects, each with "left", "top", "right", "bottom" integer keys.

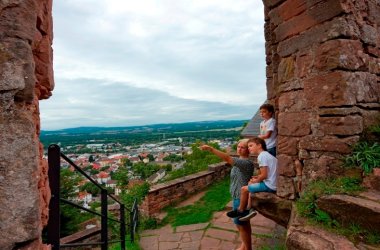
[
  {"left": 264, "top": 0, "right": 380, "bottom": 201},
  {"left": 0, "top": 0, "right": 53, "bottom": 249}
]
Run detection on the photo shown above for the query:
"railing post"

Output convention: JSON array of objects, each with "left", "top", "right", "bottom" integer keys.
[
  {"left": 120, "top": 204, "right": 126, "bottom": 250},
  {"left": 47, "top": 144, "right": 61, "bottom": 250},
  {"left": 129, "top": 209, "right": 134, "bottom": 243},
  {"left": 101, "top": 189, "right": 108, "bottom": 250}
]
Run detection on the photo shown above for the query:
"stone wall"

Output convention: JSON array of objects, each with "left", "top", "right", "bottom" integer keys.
[
  {"left": 264, "top": 0, "right": 380, "bottom": 199},
  {"left": 0, "top": 0, "right": 53, "bottom": 249},
  {"left": 140, "top": 163, "right": 230, "bottom": 216}
]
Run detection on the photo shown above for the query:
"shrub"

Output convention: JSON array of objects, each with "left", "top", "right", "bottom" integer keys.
[{"left": 344, "top": 142, "right": 380, "bottom": 175}]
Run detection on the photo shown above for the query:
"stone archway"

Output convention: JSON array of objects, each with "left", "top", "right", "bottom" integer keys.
[{"left": 0, "top": 0, "right": 379, "bottom": 249}]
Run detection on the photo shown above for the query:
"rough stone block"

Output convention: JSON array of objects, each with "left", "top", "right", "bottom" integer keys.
[
  {"left": 317, "top": 194, "right": 380, "bottom": 233},
  {"left": 319, "top": 115, "right": 363, "bottom": 136},
  {"left": 274, "top": 0, "right": 345, "bottom": 41},
  {"left": 268, "top": 0, "right": 306, "bottom": 26},
  {"left": 299, "top": 135, "right": 359, "bottom": 154},
  {"left": 276, "top": 175, "right": 296, "bottom": 199},
  {"left": 277, "top": 136, "right": 299, "bottom": 156},
  {"left": 278, "top": 56, "right": 295, "bottom": 83},
  {"left": 368, "top": 0, "right": 380, "bottom": 26},
  {"left": 360, "top": 24, "right": 379, "bottom": 46},
  {"left": 278, "top": 112, "right": 311, "bottom": 136},
  {"left": 314, "top": 39, "right": 367, "bottom": 72},
  {"left": 304, "top": 71, "right": 379, "bottom": 108},
  {"left": 278, "top": 17, "right": 360, "bottom": 57},
  {"left": 0, "top": 0, "right": 37, "bottom": 42},
  {"left": 278, "top": 90, "right": 306, "bottom": 112},
  {"left": 295, "top": 53, "right": 313, "bottom": 78},
  {"left": 263, "top": 0, "right": 286, "bottom": 8},
  {"left": 277, "top": 154, "right": 296, "bottom": 176}
]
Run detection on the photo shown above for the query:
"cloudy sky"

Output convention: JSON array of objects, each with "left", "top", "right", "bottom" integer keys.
[{"left": 40, "top": 0, "right": 266, "bottom": 130}]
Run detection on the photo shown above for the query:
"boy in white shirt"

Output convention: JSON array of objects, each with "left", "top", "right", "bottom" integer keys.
[{"left": 258, "top": 104, "right": 277, "bottom": 157}]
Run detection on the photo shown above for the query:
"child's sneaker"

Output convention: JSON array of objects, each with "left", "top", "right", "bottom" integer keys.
[
  {"left": 226, "top": 209, "right": 249, "bottom": 218},
  {"left": 239, "top": 208, "right": 257, "bottom": 221}
]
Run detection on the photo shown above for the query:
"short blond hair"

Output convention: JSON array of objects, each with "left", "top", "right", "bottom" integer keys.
[{"left": 238, "top": 138, "right": 249, "bottom": 147}]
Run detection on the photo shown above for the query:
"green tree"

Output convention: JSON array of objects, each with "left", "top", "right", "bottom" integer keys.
[
  {"left": 60, "top": 168, "right": 93, "bottom": 236},
  {"left": 113, "top": 166, "right": 130, "bottom": 187}
]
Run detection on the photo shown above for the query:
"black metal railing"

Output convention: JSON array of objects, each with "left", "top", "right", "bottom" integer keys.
[{"left": 46, "top": 144, "right": 139, "bottom": 250}]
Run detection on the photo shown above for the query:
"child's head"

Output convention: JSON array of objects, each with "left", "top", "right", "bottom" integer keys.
[
  {"left": 247, "top": 137, "right": 267, "bottom": 154},
  {"left": 259, "top": 104, "right": 274, "bottom": 120}
]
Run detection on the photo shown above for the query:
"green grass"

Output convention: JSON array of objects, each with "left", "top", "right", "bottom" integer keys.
[
  {"left": 257, "top": 244, "right": 286, "bottom": 250},
  {"left": 109, "top": 237, "right": 141, "bottom": 250},
  {"left": 160, "top": 177, "right": 230, "bottom": 227}
]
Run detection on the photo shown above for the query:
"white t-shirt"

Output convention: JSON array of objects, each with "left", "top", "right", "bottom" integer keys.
[
  {"left": 260, "top": 118, "right": 277, "bottom": 149},
  {"left": 258, "top": 151, "right": 278, "bottom": 190}
]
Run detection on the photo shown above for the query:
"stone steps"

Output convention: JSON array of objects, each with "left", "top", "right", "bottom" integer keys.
[{"left": 316, "top": 189, "right": 380, "bottom": 234}]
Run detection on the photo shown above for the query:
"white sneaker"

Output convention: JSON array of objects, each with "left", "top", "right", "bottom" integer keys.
[{"left": 239, "top": 208, "right": 257, "bottom": 221}]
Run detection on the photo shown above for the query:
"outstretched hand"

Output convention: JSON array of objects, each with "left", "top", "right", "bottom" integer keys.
[{"left": 199, "top": 144, "right": 213, "bottom": 152}]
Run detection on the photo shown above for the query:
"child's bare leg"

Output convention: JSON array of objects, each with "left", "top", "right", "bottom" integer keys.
[
  {"left": 246, "top": 194, "right": 252, "bottom": 210},
  {"left": 238, "top": 186, "right": 249, "bottom": 211}
]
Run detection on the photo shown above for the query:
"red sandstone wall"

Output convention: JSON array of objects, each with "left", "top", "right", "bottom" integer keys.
[
  {"left": 140, "top": 163, "right": 230, "bottom": 216},
  {"left": 0, "top": 0, "right": 53, "bottom": 249},
  {"left": 263, "top": 0, "right": 380, "bottom": 199}
]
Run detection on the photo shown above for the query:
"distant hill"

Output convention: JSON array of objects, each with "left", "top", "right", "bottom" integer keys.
[
  {"left": 40, "top": 120, "right": 248, "bottom": 148},
  {"left": 41, "top": 120, "right": 247, "bottom": 135}
]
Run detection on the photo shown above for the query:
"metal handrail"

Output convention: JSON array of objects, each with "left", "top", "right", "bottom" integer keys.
[{"left": 46, "top": 144, "right": 139, "bottom": 250}]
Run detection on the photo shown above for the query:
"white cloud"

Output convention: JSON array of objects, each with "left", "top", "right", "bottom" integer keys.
[{"left": 41, "top": 0, "right": 266, "bottom": 130}]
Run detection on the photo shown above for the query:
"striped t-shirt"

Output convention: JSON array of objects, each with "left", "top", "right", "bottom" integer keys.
[{"left": 230, "top": 157, "right": 254, "bottom": 199}]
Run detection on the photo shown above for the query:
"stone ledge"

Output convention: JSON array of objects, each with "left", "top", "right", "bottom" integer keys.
[{"left": 251, "top": 192, "right": 293, "bottom": 228}]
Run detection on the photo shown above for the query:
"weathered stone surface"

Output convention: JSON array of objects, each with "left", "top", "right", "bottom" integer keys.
[
  {"left": 318, "top": 115, "right": 363, "bottom": 136},
  {"left": 314, "top": 39, "right": 367, "bottom": 72},
  {"left": 275, "top": 0, "right": 346, "bottom": 41},
  {"left": 33, "top": 0, "right": 54, "bottom": 100},
  {"left": 0, "top": 39, "right": 36, "bottom": 103},
  {"left": 299, "top": 135, "right": 359, "bottom": 154},
  {"left": 360, "top": 24, "right": 379, "bottom": 46},
  {"left": 251, "top": 192, "right": 293, "bottom": 227},
  {"left": 277, "top": 136, "right": 299, "bottom": 156},
  {"left": 295, "top": 53, "right": 313, "bottom": 78},
  {"left": 0, "top": 0, "right": 37, "bottom": 43},
  {"left": 368, "top": 0, "right": 380, "bottom": 26},
  {"left": 276, "top": 175, "right": 296, "bottom": 199},
  {"left": 287, "top": 225, "right": 358, "bottom": 250},
  {"left": 277, "top": 154, "right": 296, "bottom": 177},
  {"left": 278, "top": 112, "right": 311, "bottom": 136},
  {"left": 278, "top": 90, "right": 306, "bottom": 112},
  {"left": 304, "top": 71, "right": 379, "bottom": 108},
  {"left": 317, "top": 194, "right": 380, "bottom": 233},
  {"left": 363, "top": 170, "right": 380, "bottom": 192},
  {"left": 263, "top": 0, "right": 286, "bottom": 8},
  {"left": 278, "top": 56, "right": 295, "bottom": 83},
  {"left": 0, "top": 1, "right": 53, "bottom": 249},
  {"left": 0, "top": 108, "right": 40, "bottom": 250},
  {"left": 278, "top": 17, "right": 360, "bottom": 57},
  {"left": 268, "top": 0, "right": 306, "bottom": 27},
  {"left": 286, "top": 205, "right": 358, "bottom": 249}
]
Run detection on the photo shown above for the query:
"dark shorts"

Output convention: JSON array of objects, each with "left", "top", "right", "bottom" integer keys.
[{"left": 232, "top": 198, "right": 249, "bottom": 226}]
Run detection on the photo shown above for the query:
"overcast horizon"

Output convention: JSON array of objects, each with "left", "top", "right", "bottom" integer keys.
[{"left": 40, "top": 0, "right": 266, "bottom": 130}]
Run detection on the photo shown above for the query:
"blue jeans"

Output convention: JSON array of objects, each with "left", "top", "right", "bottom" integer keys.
[
  {"left": 232, "top": 198, "right": 249, "bottom": 226},
  {"left": 248, "top": 182, "right": 276, "bottom": 194},
  {"left": 267, "top": 147, "right": 276, "bottom": 157}
]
